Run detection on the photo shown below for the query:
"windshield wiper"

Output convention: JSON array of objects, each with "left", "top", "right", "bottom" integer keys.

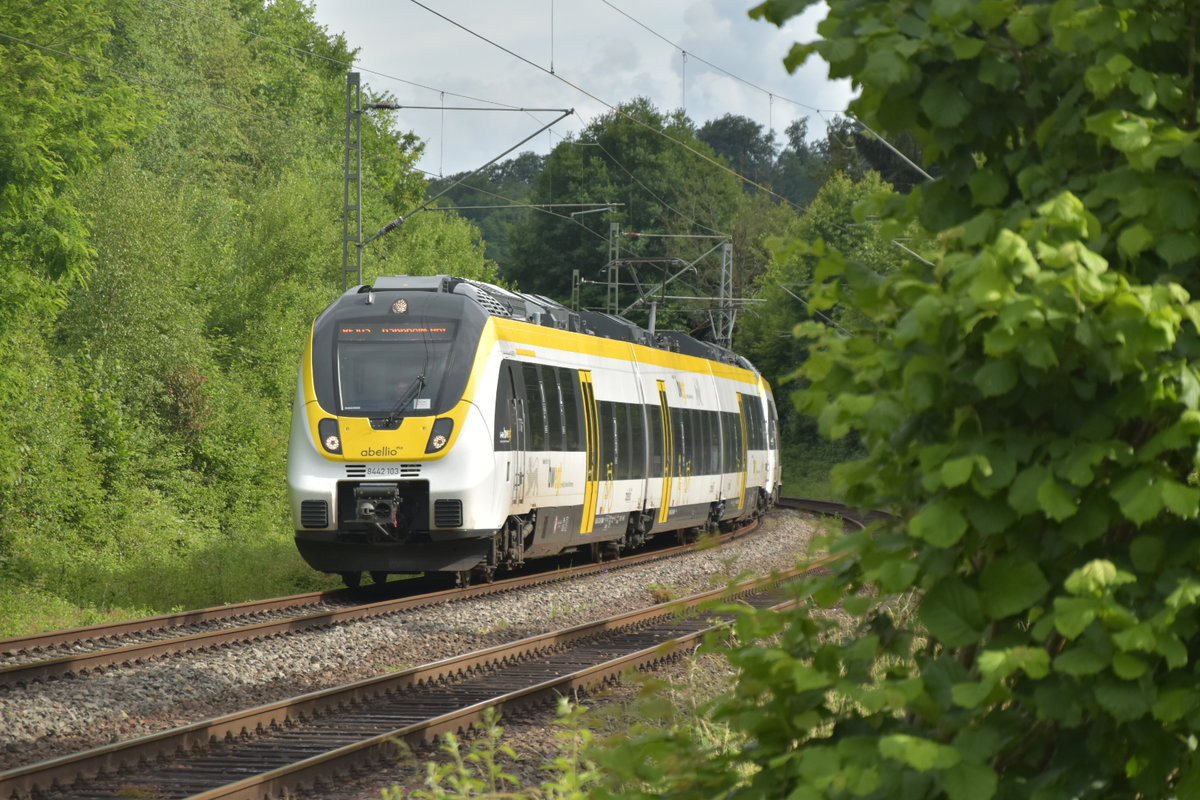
[{"left": 379, "top": 374, "right": 425, "bottom": 427}]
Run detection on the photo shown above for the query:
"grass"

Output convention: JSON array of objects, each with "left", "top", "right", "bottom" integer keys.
[
  {"left": 0, "top": 533, "right": 340, "bottom": 638},
  {"left": 780, "top": 438, "right": 860, "bottom": 500}
]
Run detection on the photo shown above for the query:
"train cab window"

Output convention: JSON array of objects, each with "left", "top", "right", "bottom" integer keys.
[
  {"left": 335, "top": 324, "right": 456, "bottom": 416},
  {"left": 559, "top": 368, "right": 582, "bottom": 451},
  {"left": 494, "top": 362, "right": 520, "bottom": 451},
  {"left": 522, "top": 363, "right": 547, "bottom": 451}
]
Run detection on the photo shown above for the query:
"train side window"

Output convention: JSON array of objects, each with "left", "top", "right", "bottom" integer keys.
[
  {"left": 628, "top": 403, "right": 646, "bottom": 478},
  {"left": 755, "top": 399, "right": 766, "bottom": 449},
  {"left": 541, "top": 365, "right": 564, "bottom": 451},
  {"left": 672, "top": 407, "right": 686, "bottom": 476},
  {"left": 598, "top": 400, "right": 616, "bottom": 478},
  {"left": 691, "top": 407, "right": 700, "bottom": 474},
  {"left": 612, "top": 403, "right": 625, "bottom": 480},
  {"left": 743, "top": 397, "right": 756, "bottom": 450},
  {"left": 646, "top": 404, "right": 663, "bottom": 476},
  {"left": 560, "top": 368, "right": 582, "bottom": 451},
  {"left": 722, "top": 412, "right": 736, "bottom": 472},
  {"left": 522, "top": 362, "right": 547, "bottom": 451},
  {"left": 767, "top": 398, "right": 778, "bottom": 449},
  {"left": 752, "top": 399, "right": 765, "bottom": 450},
  {"left": 705, "top": 411, "right": 718, "bottom": 474}
]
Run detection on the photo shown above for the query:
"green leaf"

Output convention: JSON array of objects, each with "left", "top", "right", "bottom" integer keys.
[
  {"left": 980, "top": 557, "right": 1050, "bottom": 619},
  {"left": 941, "top": 456, "right": 978, "bottom": 488},
  {"left": 951, "top": 680, "right": 995, "bottom": 709},
  {"left": 1129, "top": 535, "right": 1164, "bottom": 572},
  {"left": 921, "top": 77, "right": 972, "bottom": 127},
  {"left": 942, "top": 761, "right": 998, "bottom": 800},
  {"left": 1065, "top": 559, "right": 1136, "bottom": 596},
  {"left": 1162, "top": 480, "right": 1200, "bottom": 518},
  {"left": 969, "top": 168, "right": 1009, "bottom": 207},
  {"left": 1037, "top": 474, "right": 1078, "bottom": 521},
  {"left": 974, "top": 359, "right": 1018, "bottom": 397},
  {"left": 1152, "top": 688, "right": 1197, "bottom": 723},
  {"left": 1111, "top": 651, "right": 1147, "bottom": 680},
  {"left": 1054, "top": 645, "right": 1109, "bottom": 676},
  {"left": 879, "top": 734, "right": 961, "bottom": 771},
  {"left": 978, "top": 646, "right": 1050, "bottom": 679},
  {"left": 1111, "top": 469, "right": 1164, "bottom": 525},
  {"left": 1111, "top": 623, "right": 1156, "bottom": 652},
  {"left": 1054, "top": 596, "right": 1099, "bottom": 639},
  {"left": 1094, "top": 680, "right": 1150, "bottom": 721},
  {"left": 1117, "top": 224, "right": 1155, "bottom": 257},
  {"left": 1008, "top": 464, "right": 1049, "bottom": 516},
  {"left": 909, "top": 499, "right": 969, "bottom": 547},
  {"left": 790, "top": 662, "right": 834, "bottom": 692},
  {"left": 1008, "top": 10, "right": 1041, "bottom": 45},
  {"left": 921, "top": 577, "right": 987, "bottom": 647}
]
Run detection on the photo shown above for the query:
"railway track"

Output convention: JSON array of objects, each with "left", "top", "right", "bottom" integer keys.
[
  {"left": 0, "top": 516, "right": 768, "bottom": 687},
  {"left": 0, "top": 565, "right": 823, "bottom": 800}
]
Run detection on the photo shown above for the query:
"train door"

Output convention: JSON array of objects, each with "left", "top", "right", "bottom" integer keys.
[
  {"left": 494, "top": 361, "right": 527, "bottom": 505},
  {"left": 736, "top": 393, "right": 749, "bottom": 510},
  {"left": 579, "top": 370, "right": 600, "bottom": 533},
  {"left": 656, "top": 381, "right": 673, "bottom": 525}
]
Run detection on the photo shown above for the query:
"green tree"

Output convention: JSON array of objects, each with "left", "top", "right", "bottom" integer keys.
[
  {"left": 506, "top": 98, "right": 745, "bottom": 316},
  {"left": 697, "top": 113, "right": 779, "bottom": 193},
  {"left": 0, "top": 0, "right": 497, "bottom": 631},
  {"left": 429, "top": 151, "right": 547, "bottom": 269},
  {"left": 738, "top": 170, "right": 911, "bottom": 489},
  {"left": 774, "top": 118, "right": 823, "bottom": 206},
  {"left": 595, "top": 0, "right": 1200, "bottom": 797}
]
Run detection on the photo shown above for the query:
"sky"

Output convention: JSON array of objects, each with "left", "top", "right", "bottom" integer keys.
[{"left": 310, "top": 0, "right": 856, "bottom": 178}]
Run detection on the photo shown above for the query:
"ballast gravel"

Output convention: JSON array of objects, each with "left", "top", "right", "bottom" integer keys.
[{"left": 0, "top": 511, "right": 823, "bottom": 773}]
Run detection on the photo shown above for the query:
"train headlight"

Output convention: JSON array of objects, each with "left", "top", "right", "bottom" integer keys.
[
  {"left": 425, "top": 417, "right": 454, "bottom": 453},
  {"left": 318, "top": 418, "right": 342, "bottom": 454}
]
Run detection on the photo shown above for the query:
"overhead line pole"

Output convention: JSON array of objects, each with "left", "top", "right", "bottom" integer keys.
[{"left": 342, "top": 72, "right": 364, "bottom": 291}]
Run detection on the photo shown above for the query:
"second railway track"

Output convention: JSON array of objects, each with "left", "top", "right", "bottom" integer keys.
[
  {"left": 0, "top": 499, "right": 858, "bottom": 794},
  {"left": 1, "top": 566, "right": 820, "bottom": 800}
]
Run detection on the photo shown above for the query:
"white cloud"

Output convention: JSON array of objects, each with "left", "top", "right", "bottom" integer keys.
[{"left": 312, "top": 0, "right": 854, "bottom": 176}]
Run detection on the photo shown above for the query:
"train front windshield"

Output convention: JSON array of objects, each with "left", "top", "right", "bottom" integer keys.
[{"left": 334, "top": 323, "right": 457, "bottom": 416}]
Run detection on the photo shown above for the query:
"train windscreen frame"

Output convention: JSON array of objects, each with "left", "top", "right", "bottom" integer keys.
[{"left": 310, "top": 292, "right": 488, "bottom": 418}]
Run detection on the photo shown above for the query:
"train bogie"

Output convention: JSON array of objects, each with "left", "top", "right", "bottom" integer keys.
[{"left": 287, "top": 276, "right": 780, "bottom": 584}]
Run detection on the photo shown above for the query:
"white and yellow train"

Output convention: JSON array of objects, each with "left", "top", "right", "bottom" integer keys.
[{"left": 287, "top": 275, "right": 781, "bottom": 586}]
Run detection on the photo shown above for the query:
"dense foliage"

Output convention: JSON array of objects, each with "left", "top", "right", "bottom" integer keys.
[
  {"left": 593, "top": 0, "right": 1200, "bottom": 797},
  {"left": 0, "top": 0, "right": 493, "bottom": 633}
]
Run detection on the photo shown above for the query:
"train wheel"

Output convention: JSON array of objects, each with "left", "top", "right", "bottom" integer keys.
[
  {"left": 370, "top": 571, "right": 388, "bottom": 585},
  {"left": 471, "top": 564, "right": 496, "bottom": 584},
  {"left": 340, "top": 571, "right": 362, "bottom": 588},
  {"left": 455, "top": 570, "right": 472, "bottom": 588}
]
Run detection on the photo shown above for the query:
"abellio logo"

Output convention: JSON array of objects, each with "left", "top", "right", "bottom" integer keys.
[{"left": 359, "top": 446, "right": 399, "bottom": 457}]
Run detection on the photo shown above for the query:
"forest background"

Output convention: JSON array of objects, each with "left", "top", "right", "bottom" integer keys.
[{"left": 0, "top": 0, "right": 911, "bottom": 635}]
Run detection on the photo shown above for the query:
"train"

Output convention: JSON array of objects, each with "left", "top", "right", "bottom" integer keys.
[{"left": 287, "top": 275, "right": 781, "bottom": 586}]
